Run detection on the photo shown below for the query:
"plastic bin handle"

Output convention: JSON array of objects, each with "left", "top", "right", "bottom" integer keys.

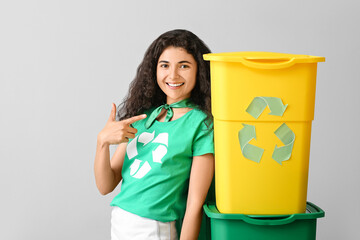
[
  {"left": 241, "top": 214, "right": 297, "bottom": 226},
  {"left": 241, "top": 57, "right": 296, "bottom": 69}
]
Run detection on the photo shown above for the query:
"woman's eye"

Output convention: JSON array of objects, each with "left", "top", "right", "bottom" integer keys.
[
  {"left": 180, "top": 65, "right": 189, "bottom": 69},
  {"left": 160, "top": 64, "right": 169, "bottom": 68}
]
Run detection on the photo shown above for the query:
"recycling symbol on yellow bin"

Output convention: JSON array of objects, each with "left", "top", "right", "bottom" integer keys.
[{"left": 238, "top": 97, "right": 295, "bottom": 165}]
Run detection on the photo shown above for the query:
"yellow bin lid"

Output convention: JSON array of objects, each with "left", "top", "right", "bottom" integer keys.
[{"left": 203, "top": 52, "right": 325, "bottom": 69}]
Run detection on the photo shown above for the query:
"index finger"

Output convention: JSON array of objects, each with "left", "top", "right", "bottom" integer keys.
[{"left": 124, "top": 114, "right": 147, "bottom": 125}]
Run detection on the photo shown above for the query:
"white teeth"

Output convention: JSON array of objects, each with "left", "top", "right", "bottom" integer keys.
[{"left": 167, "top": 83, "right": 184, "bottom": 87}]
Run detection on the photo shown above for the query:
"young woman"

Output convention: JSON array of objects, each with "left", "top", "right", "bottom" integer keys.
[{"left": 94, "top": 29, "right": 214, "bottom": 240}]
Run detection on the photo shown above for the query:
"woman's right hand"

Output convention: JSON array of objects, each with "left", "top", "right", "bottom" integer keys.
[{"left": 97, "top": 103, "right": 147, "bottom": 146}]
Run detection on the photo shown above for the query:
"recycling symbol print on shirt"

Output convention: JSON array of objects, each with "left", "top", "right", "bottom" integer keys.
[{"left": 126, "top": 131, "right": 168, "bottom": 179}]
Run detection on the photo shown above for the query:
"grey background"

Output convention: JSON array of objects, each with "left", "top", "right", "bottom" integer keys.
[{"left": 1, "top": 0, "right": 359, "bottom": 239}]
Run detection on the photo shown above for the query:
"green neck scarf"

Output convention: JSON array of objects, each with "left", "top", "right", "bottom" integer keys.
[{"left": 145, "top": 98, "right": 197, "bottom": 129}]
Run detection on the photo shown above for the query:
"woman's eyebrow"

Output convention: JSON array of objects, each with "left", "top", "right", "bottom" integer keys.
[
  {"left": 158, "top": 60, "right": 193, "bottom": 64},
  {"left": 178, "top": 60, "right": 192, "bottom": 64}
]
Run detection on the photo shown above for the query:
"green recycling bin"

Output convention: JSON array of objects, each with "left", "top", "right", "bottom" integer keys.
[{"left": 203, "top": 202, "right": 324, "bottom": 240}]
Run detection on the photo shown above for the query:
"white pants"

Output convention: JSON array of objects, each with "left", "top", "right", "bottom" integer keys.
[{"left": 111, "top": 207, "right": 178, "bottom": 240}]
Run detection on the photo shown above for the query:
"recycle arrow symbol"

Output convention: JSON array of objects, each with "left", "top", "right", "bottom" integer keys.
[
  {"left": 272, "top": 123, "right": 295, "bottom": 165},
  {"left": 238, "top": 124, "right": 264, "bottom": 163},
  {"left": 238, "top": 123, "right": 295, "bottom": 165},
  {"left": 239, "top": 97, "right": 295, "bottom": 165},
  {"left": 246, "top": 97, "right": 288, "bottom": 119}
]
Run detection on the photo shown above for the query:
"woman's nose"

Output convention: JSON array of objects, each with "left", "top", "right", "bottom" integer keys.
[{"left": 169, "top": 67, "right": 179, "bottom": 80}]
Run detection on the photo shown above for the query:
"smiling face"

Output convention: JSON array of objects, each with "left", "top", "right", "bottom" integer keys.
[{"left": 157, "top": 46, "right": 197, "bottom": 104}]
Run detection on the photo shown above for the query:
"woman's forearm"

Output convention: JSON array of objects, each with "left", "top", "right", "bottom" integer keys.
[
  {"left": 180, "top": 204, "right": 203, "bottom": 240},
  {"left": 94, "top": 139, "right": 118, "bottom": 195},
  {"left": 180, "top": 153, "right": 215, "bottom": 239}
]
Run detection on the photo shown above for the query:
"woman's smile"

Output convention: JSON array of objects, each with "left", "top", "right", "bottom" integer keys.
[{"left": 166, "top": 82, "right": 185, "bottom": 88}]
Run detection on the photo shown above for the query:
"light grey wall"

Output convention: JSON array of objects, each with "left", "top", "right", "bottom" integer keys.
[{"left": 1, "top": 0, "right": 359, "bottom": 239}]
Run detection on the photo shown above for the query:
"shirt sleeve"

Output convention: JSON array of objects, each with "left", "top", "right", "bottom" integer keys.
[{"left": 192, "top": 119, "right": 214, "bottom": 157}]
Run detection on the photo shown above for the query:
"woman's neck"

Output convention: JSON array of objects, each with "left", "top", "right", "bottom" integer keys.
[{"left": 166, "top": 96, "right": 190, "bottom": 105}]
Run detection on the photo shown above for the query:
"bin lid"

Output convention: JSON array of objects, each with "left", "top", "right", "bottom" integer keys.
[
  {"left": 203, "top": 52, "right": 325, "bottom": 69},
  {"left": 203, "top": 202, "right": 325, "bottom": 225}
]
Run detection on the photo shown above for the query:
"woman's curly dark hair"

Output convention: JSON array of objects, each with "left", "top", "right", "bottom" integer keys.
[{"left": 117, "top": 29, "right": 212, "bottom": 121}]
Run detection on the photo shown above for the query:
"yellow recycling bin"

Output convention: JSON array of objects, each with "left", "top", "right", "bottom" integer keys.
[{"left": 203, "top": 52, "right": 325, "bottom": 215}]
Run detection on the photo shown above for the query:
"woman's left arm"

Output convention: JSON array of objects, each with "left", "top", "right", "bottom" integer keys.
[{"left": 180, "top": 153, "right": 214, "bottom": 240}]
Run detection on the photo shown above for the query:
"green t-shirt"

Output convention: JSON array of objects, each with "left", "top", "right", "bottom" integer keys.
[{"left": 110, "top": 108, "right": 214, "bottom": 222}]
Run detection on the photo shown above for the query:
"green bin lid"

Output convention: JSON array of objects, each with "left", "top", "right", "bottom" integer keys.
[{"left": 203, "top": 202, "right": 325, "bottom": 226}]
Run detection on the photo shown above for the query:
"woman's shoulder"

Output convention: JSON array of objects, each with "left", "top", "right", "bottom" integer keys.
[
  {"left": 129, "top": 108, "right": 154, "bottom": 129},
  {"left": 187, "top": 108, "right": 213, "bottom": 127},
  {"left": 190, "top": 108, "right": 208, "bottom": 118}
]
